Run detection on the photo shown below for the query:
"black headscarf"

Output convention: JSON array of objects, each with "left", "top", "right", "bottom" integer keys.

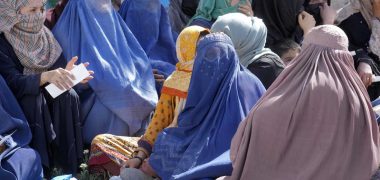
[
  {"left": 303, "top": 0, "right": 332, "bottom": 26},
  {"left": 169, "top": 0, "right": 200, "bottom": 35},
  {"left": 253, "top": 0, "right": 305, "bottom": 48}
]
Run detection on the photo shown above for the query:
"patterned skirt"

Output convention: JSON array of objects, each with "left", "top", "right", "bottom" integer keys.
[{"left": 88, "top": 134, "right": 140, "bottom": 175}]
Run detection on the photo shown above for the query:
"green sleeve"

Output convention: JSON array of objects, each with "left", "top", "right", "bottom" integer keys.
[{"left": 188, "top": 0, "right": 217, "bottom": 24}]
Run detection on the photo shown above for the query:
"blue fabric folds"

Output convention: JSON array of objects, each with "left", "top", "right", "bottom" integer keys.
[
  {"left": 149, "top": 33, "right": 266, "bottom": 179},
  {"left": 53, "top": 0, "right": 158, "bottom": 134},
  {"left": 119, "top": 0, "right": 177, "bottom": 79},
  {"left": 160, "top": 0, "right": 170, "bottom": 8},
  {"left": 372, "top": 97, "right": 380, "bottom": 124},
  {"left": 0, "top": 75, "right": 42, "bottom": 180}
]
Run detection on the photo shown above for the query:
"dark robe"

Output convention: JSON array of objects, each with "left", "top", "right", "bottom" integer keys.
[
  {"left": 339, "top": 12, "right": 380, "bottom": 100},
  {"left": 247, "top": 54, "right": 284, "bottom": 89},
  {"left": 182, "top": 0, "right": 200, "bottom": 17},
  {"left": 253, "top": 0, "right": 305, "bottom": 48},
  {"left": 45, "top": 0, "right": 69, "bottom": 30},
  {"left": 169, "top": 0, "right": 199, "bottom": 35},
  {"left": 0, "top": 33, "right": 83, "bottom": 174}
]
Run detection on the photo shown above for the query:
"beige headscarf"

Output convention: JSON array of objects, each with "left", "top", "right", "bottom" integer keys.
[
  {"left": 0, "top": 0, "right": 62, "bottom": 75},
  {"left": 336, "top": 0, "right": 380, "bottom": 57}
]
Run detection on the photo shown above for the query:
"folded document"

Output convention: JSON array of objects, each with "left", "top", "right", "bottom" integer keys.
[{"left": 45, "top": 63, "right": 90, "bottom": 98}]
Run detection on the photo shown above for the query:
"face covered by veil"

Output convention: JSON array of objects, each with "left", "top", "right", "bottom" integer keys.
[{"left": 53, "top": 0, "right": 158, "bottom": 134}]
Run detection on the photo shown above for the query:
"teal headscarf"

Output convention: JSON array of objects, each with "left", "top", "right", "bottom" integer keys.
[
  {"left": 189, "top": 0, "right": 252, "bottom": 24},
  {"left": 211, "top": 13, "right": 284, "bottom": 68}
]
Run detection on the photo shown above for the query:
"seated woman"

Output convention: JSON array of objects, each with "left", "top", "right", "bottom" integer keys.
[
  {"left": 53, "top": 0, "right": 158, "bottom": 144},
  {"left": 0, "top": 0, "right": 92, "bottom": 174},
  {"left": 144, "top": 33, "right": 265, "bottom": 179},
  {"left": 211, "top": 13, "right": 285, "bottom": 88},
  {"left": 224, "top": 25, "right": 380, "bottom": 180},
  {"left": 0, "top": 75, "right": 42, "bottom": 180},
  {"left": 337, "top": 0, "right": 380, "bottom": 100},
  {"left": 168, "top": 0, "right": 200, "bottom": 35},
  {"left": 88, "top": 26, "right": 210, "bottom": 176},
  {"left": 189, "top": 0, "right": 253, "bottom": 28},
  {"left": 119, "top": 0, "right": 178, "bottom": 92}
]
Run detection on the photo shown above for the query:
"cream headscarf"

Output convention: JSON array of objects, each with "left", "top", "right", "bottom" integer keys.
[
  {"left": 0, "top": 0, "right": 62, "bottom": 75},
  {"left": 336, "top": 0, "right": 380, "bottom": 57}
]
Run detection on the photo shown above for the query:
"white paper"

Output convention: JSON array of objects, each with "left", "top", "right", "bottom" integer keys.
[
  {"left": 374, "top": 105, "right": 380, "bottom": 115},
  {"left": 45, "top": 63, "right": 90, "bottom": 98},
  {"left": 373, "top": 76, "right": 380, "bottom": 83}
]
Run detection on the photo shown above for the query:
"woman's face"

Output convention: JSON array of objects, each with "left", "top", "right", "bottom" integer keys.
[
  {"left": 282, "top": 48, "right": 301, "bottom": 66},
  {"left": 19, "top": 0, "right": 45, "bottom": 15}
]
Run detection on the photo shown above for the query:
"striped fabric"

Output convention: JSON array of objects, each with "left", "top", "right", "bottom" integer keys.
[{"left": 0, "top": 0, "right": 61, "bottom": 75}]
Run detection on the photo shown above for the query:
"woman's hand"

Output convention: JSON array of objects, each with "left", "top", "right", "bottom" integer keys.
[
  {"left": 357, "top": 62, "right": 373, "bottom": 88},
  {"left": 320, "top": 3, "right": 336, "bottom": 25},
  {"left": 153, "top": 69, "right": 165, "bottom": 83},
  {"left": 40, "top": 68, "right": 75, "bottom": 90},
  {"left": 298, "top": 11, "right": 316, "bottom": 35},
  {"left": 140, "top": 159, "right": 158, "bottom": 177},
  {"left": 238, "top": 0, "right": 254, "bottom": 16},
  {"left": 65, "top": 56, "right": 94, "bottom": 84},
  {"left": 122, "top": 158, "right": 143, "bottom": 169}
]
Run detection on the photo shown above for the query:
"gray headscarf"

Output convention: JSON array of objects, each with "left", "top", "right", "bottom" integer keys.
[{"left": 211, "top": 13, "right": 284, "bottom": 68}]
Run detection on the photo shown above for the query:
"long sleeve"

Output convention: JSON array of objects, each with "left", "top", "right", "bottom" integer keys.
[
  {"left": 190, "top": 0, "right": 216, "bottom": 22},
  {"left": 137, "top": 94, "right": 177, "bottom": 155},
  {"left": 0, "top": 47, "right": 41, "bottom": 99},
  {"left": 0, "top": 34, "right": 67, "bottom": 99}
]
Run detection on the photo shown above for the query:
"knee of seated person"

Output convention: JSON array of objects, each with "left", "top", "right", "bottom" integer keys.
[
  {"left": 9, "top": 147, "right": 42, "bottom": 171},
  {"left": 92, "top": 134, "right": 112, "bottom": 145},
  {"left": 57, "top": 89, "right": 79, "bottom": 101}
]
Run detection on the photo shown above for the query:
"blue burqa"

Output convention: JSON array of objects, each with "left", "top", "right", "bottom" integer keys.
[
  {"left": 0, "top": 75, "right": 42, "bottom": 180},
  {"left": 149, "top": 33, "right": 266, "bottom": 179},
  {"left": 160, "top": 0, "right": 170, "bottom": 8},
  {"left": 119, "top": 0, "right": 177, "bottom": 79},
  {"left": 53, "top": 0, "right": 158, "bottom": 139},
  {"left": 373, "top": 97, "right": 380, "bottom": 124}
]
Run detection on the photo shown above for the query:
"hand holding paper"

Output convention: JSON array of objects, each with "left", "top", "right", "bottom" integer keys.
[{"left": 45, "top": 63, "right": 91, "bottom": 98}]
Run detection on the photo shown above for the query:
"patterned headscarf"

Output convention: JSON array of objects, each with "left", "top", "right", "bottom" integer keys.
[
  {"left": 0, "top": 0, "right": 62, "bottom": 74},
  {"left": 336, "top": 0, "right": 380, "bottom": 57},
  {"left": 161, "top": 25, "right": 210, "bottom": 98}
]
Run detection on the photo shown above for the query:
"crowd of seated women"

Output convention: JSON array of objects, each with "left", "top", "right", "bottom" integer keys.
[{"left": 0, "top": 0, "right": 380, "bottom": 179}]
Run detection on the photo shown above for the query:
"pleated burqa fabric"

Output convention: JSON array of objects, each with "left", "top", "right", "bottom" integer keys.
[{"left": 225, "top": 25, "right": 380, "bottom": 180}]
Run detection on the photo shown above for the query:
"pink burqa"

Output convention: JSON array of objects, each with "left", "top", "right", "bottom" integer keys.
[{"left": 226, "top": 25, "right": 380, "bottom": 180}]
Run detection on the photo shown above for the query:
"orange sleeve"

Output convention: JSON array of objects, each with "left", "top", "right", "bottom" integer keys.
[{"left": 142, "top": 94, "right": 177, "bottom": 145}]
